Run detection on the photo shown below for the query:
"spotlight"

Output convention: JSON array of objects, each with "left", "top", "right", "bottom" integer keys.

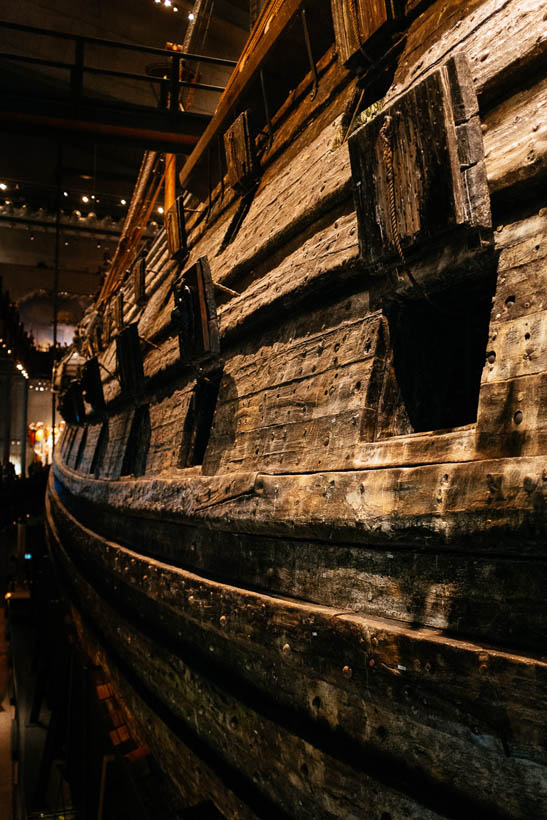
[
  {"left": 0, "top": 183, "right": 7, "bottom": 191},
  {"left": 157, "top": 206, "right": 164, "bottom": 214},
  {"left": 120, "top": 198, "right": 127, "bottom": 205},
  {"left": 63, "top": 191, "right": 68, "bottom": 197},
  {"left": 82, "top": 195, "right": 89, "bottom": 203}
]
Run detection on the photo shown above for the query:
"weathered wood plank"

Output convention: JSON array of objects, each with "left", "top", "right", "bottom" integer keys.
[
  {"left": 53, "top": 475, "right": 547, "bottom": 649},
  {"left": 213, "top": 114, "right": 353, "bottom": 288},
  {"left": 49, "top": 516, "right": 450, "bottom": 820},
  {"left": 47, "top": 485, "right": 547, "bottom": 820},
  {"left": 206, "top": 309, "right": 408, "bottom": 472},
  {"left": 387, "top": 0, "right": 546, "bottom": 108},
  {"left": 490, "top": 208, "right": 547, "bottom": 325},
  {"left": 145, "top": 386, "right": 194, "bottom": 476},
  {"left": 100, "top": 410, "right": 135, "bottom": 480},
  {"left": 331, "top": 0, "right": 390, "bottom": 66},
  {"left": 483, "top": 310, "right": 547, "bottom": 384},
  {"left": 66, "top": 426, "right": 85, "bottom": 470},
  {"left": 483, "top": 76, "right": 547, "bottom": 195},
  {"left": 476, "top": 373, "right": 547, "bottom": 459},
  {"left": 54, "top": 447, "right": 547, "bottom": 548}
]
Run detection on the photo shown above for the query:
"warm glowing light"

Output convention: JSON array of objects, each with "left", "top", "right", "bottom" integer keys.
[
  {"left": 120, "top": 198, "right": 127, "bottom": 205},
  {"left": 82, "top": 195, "right": 89, "bottom": 203},
  {"left": 16, "top": 363, "right": 23, "bottom": 370},
  {"left": 157, "top": 206, "right": 164, "bottom": 214},
  {"left": 164, "top": 0, "right": 172, "bottom": 6},
  {"left": 63, "top": 191, "right": 68, "bottom": 197},
  {"left": 0, "top": 183, "right": 7, "bottom": 191},
  {"left": 188, "top": 12, "right": 195, "bottom": 19}
]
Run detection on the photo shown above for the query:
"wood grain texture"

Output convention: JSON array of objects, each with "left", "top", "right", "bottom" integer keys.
[
  {"left": 349, "top": 58, "right": 490, "bottom": 269},
  {"left": 53, "top": 469, "right": 547, "bottom": 650},
  {"left": 483, "top": 77, "right": 547, "bottom": 195},
  {"left": 331, "top": 0, "right": 390, "bottom": 65},
  {"left": 386, "top": 0, "right": 546, "bottom": 107},
  {"left": 50, "top": 515, "right": 449, "bottom": 820},
  {"left": 47, "top": 484, "right": 547, "bottom": 820}
]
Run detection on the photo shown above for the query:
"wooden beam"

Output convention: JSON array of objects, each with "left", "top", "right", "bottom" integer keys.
[{"left": 179, "top": 0, "right": 322, "bottom": 195}]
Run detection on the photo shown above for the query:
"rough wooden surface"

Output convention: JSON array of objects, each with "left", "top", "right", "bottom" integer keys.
[
  {"left": 47, "top": 484, "right": 547, "bottom": 819},
  {"left": 52, "top": 465, "right": 547, "bottom": 651},
  {"left": 49, "top": 514, "right": 449, "bottom": 819},
  {"left": 50, "top": 1, "right": 547, "bottom": 814},
  {"left": 331, "top": 0, "right": 389, "bottom": 66},
  {"left": 349, "top": 57, "right": 490, "bottom": 268}
]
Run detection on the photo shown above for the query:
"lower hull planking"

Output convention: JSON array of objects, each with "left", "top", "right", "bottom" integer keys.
[{"left": 46, "top": 472, "right": 547, "bottom": 820}]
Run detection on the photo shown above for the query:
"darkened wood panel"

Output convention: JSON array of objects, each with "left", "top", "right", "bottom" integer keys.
[
  {"left": 56, "top": 478, "right": 547, "bottom": 652},
  {"left": 349, "top": 56, "right": 491, "bottom": 270},
  {"left": 172, "top": 258, "right": 220, "bottom": 366},
  {"left": 224, "top": 110, "right": 256, "bottom": 193},
  {"left": 101, "top": 410, "right": 135, "bottom": 480},
  {"left": 165, "top": 195, "right": 188, "bottom": 262},
  {"left": 77, "top": 423, "right": 103, "bottom": 475},
  {"left": 46, "top": 486, "right": 547, "bottom": 820},
  {"left": 331, "top": 0, "right": 392, "bottom": 65}
]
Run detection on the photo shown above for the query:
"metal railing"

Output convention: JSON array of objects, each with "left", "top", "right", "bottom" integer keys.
[{"left": 0, "top": 19, "right": 237, "bottom": 115}]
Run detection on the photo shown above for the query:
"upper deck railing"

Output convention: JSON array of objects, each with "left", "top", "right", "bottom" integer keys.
[
  {"left": 0, "top": 19, "right": 237, "bottom": 107},
  {"left": 0, "top": 19, "right": 238, "bottom": 148}
]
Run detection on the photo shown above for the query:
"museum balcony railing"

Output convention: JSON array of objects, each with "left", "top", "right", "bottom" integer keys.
[{"left": 0, "top": 19, "right": 238, "bottom": 150}]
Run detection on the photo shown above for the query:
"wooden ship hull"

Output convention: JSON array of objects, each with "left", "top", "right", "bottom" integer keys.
[{"left": 46, "top": 0, "right": 547, "bottom": 816}]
